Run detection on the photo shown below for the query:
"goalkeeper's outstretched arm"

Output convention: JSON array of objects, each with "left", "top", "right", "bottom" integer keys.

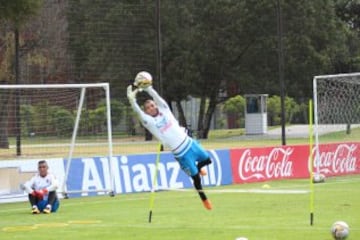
[{"left": 127, "top": 85, "right": 150, "bottom": 121}]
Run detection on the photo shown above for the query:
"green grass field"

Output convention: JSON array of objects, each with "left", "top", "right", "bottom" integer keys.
[
  {"left": 1, "top": 175, "right": 359, "bottom": 240},
  {"left": 2, "top": 126, "right": 360, "bottom": 159}
]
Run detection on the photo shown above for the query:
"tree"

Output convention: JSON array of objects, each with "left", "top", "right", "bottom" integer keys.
[
  {"left": 235, "top": 1, "right": 352, "bottom": 98},
  {"left": 223, "top": 95, "right": 246, "bottom": 128},
  {"left": 160, "top": 1, "right": 198, "bottom": 127},
  {"left": 157, "top": 0, "right": 352, "bottom": 138},
  {"left": 334, "top": 0, "right": 360, "bottom": 72},
  {"left": 0, "top": 32, "right": 15, "bottom": 148},
  {"left": 67, "top": 0, "right": 157, "bottom": 91},
  {"left": 0, "top": 0, "right": 43, "bottom": 149},
  {"left": 0, "top": 0, "right": 43, "bottom": 26},
  {"left": 66, "top": 0, "right": 159, "bottom": 142},
  {"left": 23, "top": 0, "right": 357, "bottom": 142},
  {"left": 267, "top": 95, "right": 300, "bottom": 126},
  {"left": 188, "top": 0, "right": 253, "bottom": 138}
]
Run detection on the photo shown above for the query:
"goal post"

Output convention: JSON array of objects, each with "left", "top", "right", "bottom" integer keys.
[
  {"left": 0, "top": 83, "right": 115, "bottom": 197},
  {"left": 313, "top": 72, "right": 360, "bottom": 175}
]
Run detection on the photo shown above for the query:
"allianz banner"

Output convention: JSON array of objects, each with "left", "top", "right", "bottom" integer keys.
[
  {"left": 230, "top": 142, "right": 360, "bottom": 184},
  {"left": 1, "top": 142, "right": 358, "bottom": 202},
  {"left": 65, "top": 149, "right": 233, "bottom": 197}
]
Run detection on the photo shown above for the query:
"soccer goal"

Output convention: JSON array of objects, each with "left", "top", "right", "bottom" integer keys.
[
  {"left": 313, "top": 72, "right": 360, "bottom": 175},
  {"left": 0, "top": 83, "right": 115, "bottom": 197}
]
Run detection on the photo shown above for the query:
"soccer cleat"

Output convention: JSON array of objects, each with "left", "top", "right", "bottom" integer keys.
[
  {"left": 202, "top": 199, "right": 212, "bottom": 210},
  {"left": 199, "top": 168, "right": 207, "bottom": 176},
  {"left": 43, "top": 206, "right": 52, "bottom": 214},
  {"left": 32, "top": 206, "right": 40, "bottom": 214}
]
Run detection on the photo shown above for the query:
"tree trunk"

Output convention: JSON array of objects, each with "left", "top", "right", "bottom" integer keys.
[
  {"left": 346, "top": 123, "right": 351, "bottom": 135},
  {"left": 196, "top": 96, "right": 206, "bottom": 139},
  {"left": 175, "top": 100, "right": 187, "bottom": 127},
  {"left": 201, "top": 97, "right": 217, "bottom": 139},
  {"left": 0, "top": 86, "right": 10, "bottom": 149},
  {"left": 0, "top": 121, "right": 9, "bottom": 149}
]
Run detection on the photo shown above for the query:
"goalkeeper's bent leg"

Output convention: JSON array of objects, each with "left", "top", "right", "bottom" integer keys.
[
  {"left": 192, "top": 174, "right": 207, "bottom": 201},
  {"left": 197, "top": 158, "right": 212, "bottom": 171},
  {"left": 192, "top": 173, "right": 212, "bottom": 210}
]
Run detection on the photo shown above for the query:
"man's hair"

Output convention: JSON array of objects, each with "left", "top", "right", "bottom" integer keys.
[
  {"left": 38, "top": 160, "right": 47, "bottom": 165},
  {"left": 143, "top": 99, "right": 155, "bottom": 108}
]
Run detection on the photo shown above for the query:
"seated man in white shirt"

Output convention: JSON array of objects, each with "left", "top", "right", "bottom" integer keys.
[{"left": 23, "top": 160, "right": 60, "bottom": 214}]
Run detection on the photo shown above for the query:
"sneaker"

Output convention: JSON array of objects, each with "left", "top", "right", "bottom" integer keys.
[
  {"left": 32, "top": 206, "right": 40, "bottom": 214},
  {"left": 202, "top": 199, "right": 212, "bottom": 210},
  {"left": 43, "top": 205, "right": 51, "bottom": 214},
  {"left": 199, "top": 168, "right": 207, "bottom": 176}
]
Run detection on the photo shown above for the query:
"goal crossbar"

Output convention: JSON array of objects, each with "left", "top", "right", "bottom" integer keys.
[
  {"left": 313, "top": 72, "right": 360, "bottom": 80},
  {"left": 0, "top": 83, "right": 109, "bottom": 89}
]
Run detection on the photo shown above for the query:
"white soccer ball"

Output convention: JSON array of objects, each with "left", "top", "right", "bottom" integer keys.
[
  {"left": 312, "top": 173, "right": 325, "bottom": 183},
  {"left": 134, "top": 71, "right": 152, "bottom": 89},
  {"left": 331, "top": 221, "right": 349, "bottom": 240}
]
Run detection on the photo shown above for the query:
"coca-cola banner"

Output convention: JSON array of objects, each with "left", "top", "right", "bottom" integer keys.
[
  {"left": 313, "top": 142, "right": 360, "bottom": 176},
  {"left": 230, "top": 143, "right": 360, "bottom": 184}
]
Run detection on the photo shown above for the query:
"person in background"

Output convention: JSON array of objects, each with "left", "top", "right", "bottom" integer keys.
[{"left": 23, "top": 160, "right": 60, "bottom": 214}]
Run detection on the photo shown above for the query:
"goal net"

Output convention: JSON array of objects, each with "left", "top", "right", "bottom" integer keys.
[
  {"left": 0, "top": 83, "right": 114, "bottom": 197},
  {"left": 313, "top": 73, "right": 360, "bottom": 175}
]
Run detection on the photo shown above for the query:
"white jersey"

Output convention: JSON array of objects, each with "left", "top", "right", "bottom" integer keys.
[
  {"left": 24, "top": 173, "right": 58, "bottom": 194},
  {"left": 129, "top": 87, "right": 192, "bottom": 157}
]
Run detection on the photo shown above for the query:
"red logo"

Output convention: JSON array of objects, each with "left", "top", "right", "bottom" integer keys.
[
  {"left": 231, "top": 143, "right": 360, "bottom": 184},
  {"left": 312, "top": 143, "right": 358, "bottom": 175},
  {"left": 238, "top": 147, "right": 293, "bottom": 180}
]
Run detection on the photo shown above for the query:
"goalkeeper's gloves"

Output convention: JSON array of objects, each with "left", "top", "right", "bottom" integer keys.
[
  {"left": 34, "top": 188, "right": 48, "bottom": 199},
  {"left": 141, "top": 85, "right": 153, "bottom": 92},
  {"left": 135, "top": 81, "right": 152, "bottom": 90},
  {"left": 127, "top": 85, "right": 139, "bottom": 102}
]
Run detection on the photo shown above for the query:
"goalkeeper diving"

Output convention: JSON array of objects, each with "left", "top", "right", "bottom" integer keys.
[{"left": 127, "top": 71, "right": 213, "bottom": 210}]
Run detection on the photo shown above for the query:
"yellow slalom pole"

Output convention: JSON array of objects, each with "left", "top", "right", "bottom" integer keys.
[
  {"left": 308, "top": 99, "right": 315, "bottom": 226},
  {"left": 148, "top": 143, "right": 162, "bottom": 223}
]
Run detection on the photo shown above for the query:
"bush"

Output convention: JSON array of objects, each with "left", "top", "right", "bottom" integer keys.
[
  {"left": 20, "top": 102, "right": 75, "bottom": 137},
  {"left": 50, "top": 107, "right": 74, "bottom": 137},
  {"left": 267, "top": 95, "right": 302, "bottom": 126},
  {"left": 223, "top": 95, "right": 245, "bottom": 128},
  {"left": 20, "top": 104, "right": 36, "bottom": 136}
]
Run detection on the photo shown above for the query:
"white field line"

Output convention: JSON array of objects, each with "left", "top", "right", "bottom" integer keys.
[
  {"left": 251, "top": 177, "right": 360, "bottom": 190},
  {"left": 167, "top": 188, "right": 309, "bottom": 194}
]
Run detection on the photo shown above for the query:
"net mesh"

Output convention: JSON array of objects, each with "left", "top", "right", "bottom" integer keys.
[
  {"left": 314, "top": 73, "right": 360, "bottom": 143},
  {"left": 316, "top": 76, "right": 360, "bottom": 124},
  {"left": 0, "top": 85, "right": 111, "bottom": 159}
]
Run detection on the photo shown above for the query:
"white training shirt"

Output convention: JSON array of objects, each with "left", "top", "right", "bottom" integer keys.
[
  {"left": 23, "top": 173, "right": 59, "bottom": 194},
  {"left": 129, "top": 86, "right": 192, "bottom": 157}
]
